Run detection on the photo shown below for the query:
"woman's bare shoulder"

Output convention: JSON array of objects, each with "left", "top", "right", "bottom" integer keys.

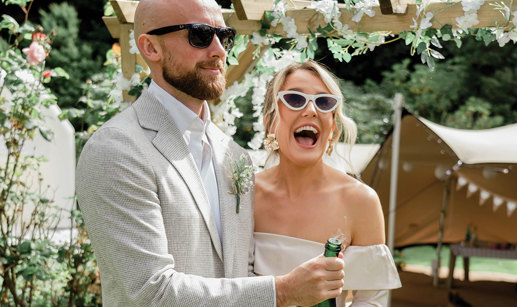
[{"left": 335, "top": 174, "right": 385, "bottom": 245}]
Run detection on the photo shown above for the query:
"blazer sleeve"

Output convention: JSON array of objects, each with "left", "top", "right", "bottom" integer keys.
[{"left": 76, "top": 126, "right": 275, "bottom": 306}]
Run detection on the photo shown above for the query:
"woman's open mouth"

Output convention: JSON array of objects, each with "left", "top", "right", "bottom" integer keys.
[{"left": 294, "top": 125, "right": 319, "bottom": 147}]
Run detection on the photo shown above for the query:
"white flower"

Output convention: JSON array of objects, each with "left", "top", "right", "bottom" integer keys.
[
  {"left": 130, "top": 73, "right": 141, "bottom": 86},
  {"left": 508, "top": 29, "right": 517, "bottom": 43},
  {"left": 461, "top": 0, "right": 484, "bottom": 12},
  {"left": 309, "top": 0, "right": 341, "bottom": 23},
  {"left": 420, "top": 12, "right": 434, "bottom": 29},
  {"left": 494, "top": 28, "right": 511, "bottom": 47},
  {"left": 295, "top": 34, "right": 308, "bottom": 49},
  {"left": 416, "top": 0, "right": 431, "bottom": 17},
  {"left": 109, "top": 89, "right": 123, "bottom": 104},
  {"left": 270, "top": 1, "right": 286, "bottom": 27},
  {"left": 351, "top": 0, "right": 376, "bottom": 23},
  {"left": 282, "top": 16, "right": 298, "bottom": 38},
  {"left": 250, "top": 33, "right": 276, "bottom": 46},
  {"left": 456, "top": 13, "right": 479, "bottom": 31},
  {"left": 114, "top": 72, "right": 131, "bottom": 91},
  {"left": 248, "top": 131, "right": 265, "bottom": 150},
  {"left": 228, "top": 154, "right": 255, "bottom": 213},
  {"left": 129, "top": 29, "right": 140, "bottom": 54}
]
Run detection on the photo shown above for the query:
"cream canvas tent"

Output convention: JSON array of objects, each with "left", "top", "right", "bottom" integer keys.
[{"left": 361, "top": 109, "right": 517, "bottom": 248}]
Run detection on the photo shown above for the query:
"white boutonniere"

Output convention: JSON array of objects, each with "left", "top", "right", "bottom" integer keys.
[{"left": 228, "top": 153, "right": 255, "bottom": 213}]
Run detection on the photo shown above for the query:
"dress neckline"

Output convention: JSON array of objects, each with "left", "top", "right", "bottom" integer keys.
[{"left": 254, "top": 231, "right": 325, "bottom": 246}]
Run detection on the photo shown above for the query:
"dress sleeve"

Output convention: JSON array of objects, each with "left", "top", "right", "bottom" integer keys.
[
  {"left": 340, "top": 244, "right": 401, "bottom": 306},
  {"left": 342, "top": 244, "right": 402, "bottom": 290}
]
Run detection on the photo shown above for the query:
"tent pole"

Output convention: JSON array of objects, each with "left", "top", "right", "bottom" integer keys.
[
  {"left": 433, "top": 174, "right": 452, "bottom": 287},
  {"left": 387, "top": 94, "right": 403, "bottom": 307},
  {"left": 387, "top": 94, "right": 403, "bottom": 253}
]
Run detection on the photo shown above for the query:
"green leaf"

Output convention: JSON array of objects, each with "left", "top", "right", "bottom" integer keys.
[
  {"left": 454, "top": 38, "right": 462, "bottom": 48},
  {"left": 405, "top": 32, "right": 415, "bottom": 45},
  {"left": 429, "top": 48, "right": 444, "bottom": 59},
  {"left": 416, "top": 42, "right": 427, "bottom": 54},
  {"left": 52, "top": 67, "right": 69, "bottom": 79},
  {"left": 228, "top": 56, "right": 239, "bottom": 65},
  {"left": 0, "top": 14, "right": 19, "bottom": 32},
  {"left": 343, "top": 52, "right": 352, "bottom": 63},
  {"left": 18, "top": 240, "right": 33, "bottom": 254}
]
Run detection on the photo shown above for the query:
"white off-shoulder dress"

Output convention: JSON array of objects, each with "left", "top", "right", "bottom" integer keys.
[{"left": 254, "top": 232, "right": 402, "bottom": 307}]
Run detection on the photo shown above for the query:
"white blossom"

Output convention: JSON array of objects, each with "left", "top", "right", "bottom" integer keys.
[
  {"left": 494, "top": 28, "right": 511, "bottom": 47},
  {"left": 129, "top": 73, "right": 141, "bottom": 86},
  {"left": 114, "top": 72, "right": 131, "bottom": 91},
  {"left": 309, "top": 0, "right": 341, "bottom": 23},
  {"left": 461, "top": 0, "right": 484, "bottom": 12},
  {"left": 456, "top": 13, "right": 479, "bottom": 31},
  {"left": 109, "top": 89, "right": 123, "bottom": 104},
  {"left": 366, "top": 35, "right": 385, "bottom": 51},
  {"left": 250, "top": 33, "right": 276, "bottom": 46},
  {"left": 351, "top": 0, "right": 376, "bottom": 23},
  {"left": 248, "top": 130, "right": 265, "bottom": 150},
  {"left": 270, "top": 1, "right": 286, "bottom": 27},
  {"left": 420, "top": 12, "right": 434, "bottom": 29},
  {"left": 415, "top": 0, "right": 431, "bottom": 17},
  {"left": 129, "top": 30, "right": 140, "bottom": 54},
  {"left": 508, "top": 30, "right": 517, "bottom": 43},
  {"left": 295, "top": 34, "right": 308, "bottom": 49}
]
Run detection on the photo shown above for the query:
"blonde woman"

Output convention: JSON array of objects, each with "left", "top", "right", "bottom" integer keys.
[{"left": 253, "top": 60, "right": 401, "bottom": 306}]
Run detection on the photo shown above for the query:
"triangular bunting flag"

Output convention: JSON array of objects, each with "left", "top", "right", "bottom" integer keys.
[
  {"left": 456, "top": 176, "right": 468, "bottom": 190},
  {"left": 466, "top": 183, "right": 478, "bottom": 198},
  {"left": 479, "top": 190, "right": 490, "bottom": 205},
  {"left": 493, "top": 196, "right": 504, "bottom": 212},
  {"left": 507, "top": 201, "right": 517, "bottom": 217}
]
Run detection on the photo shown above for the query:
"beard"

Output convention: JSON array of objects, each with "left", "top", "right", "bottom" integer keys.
[{"left": 162, "top": 54, "right": 226, "bottom": 101}]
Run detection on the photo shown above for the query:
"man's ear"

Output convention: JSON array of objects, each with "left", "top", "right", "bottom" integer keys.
[{"left": 138, "top": 34, "right": 161, "bottom": 62}]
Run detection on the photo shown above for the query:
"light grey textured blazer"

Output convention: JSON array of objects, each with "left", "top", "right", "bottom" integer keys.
[{"left": 76, "top": 90, "right": 275, "bottom": 306}]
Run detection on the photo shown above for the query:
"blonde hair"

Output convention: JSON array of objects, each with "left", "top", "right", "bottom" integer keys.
[{"left": 262, "top": 60, "right": 357, "bottom": 163}]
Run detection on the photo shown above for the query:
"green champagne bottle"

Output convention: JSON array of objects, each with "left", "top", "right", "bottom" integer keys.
[{"left": 310, "top": 238, "right": 342, "bottom": 307}]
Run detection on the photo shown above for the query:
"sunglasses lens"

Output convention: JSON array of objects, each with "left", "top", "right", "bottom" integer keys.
[
  {"left": 217, "top": 28, "right": 236, "bottom": 51},
  {"left": 283, "top": 93, "right": 307, "bottom": 109},
  {"left": 190, "top": 24, "right": 215, "bottom": 48},
  {"left": 315, "top": 96, "right": 338, "bottom": 111}
]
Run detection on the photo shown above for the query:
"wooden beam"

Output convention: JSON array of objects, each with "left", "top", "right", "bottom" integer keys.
[
  {"left": 119, "top": 23, "right": 136, "bottom": 102},
  {"left": 226, "top": 41, "right": 260, "bottom": 87},
  {"left": 379, "top": 0, "right": 395, "bottom": 15},
  {"left": 110, "top": 0, "right": 138, "bottom": 23},
  {"left": 232, "top": 0, "right": 313, "bottom": 20},
  {"left": 225, "top": 0, "right": 517, "bottom": 35},
  {"left": 102, "top": 16, "right": 121, "bottom": 39}
]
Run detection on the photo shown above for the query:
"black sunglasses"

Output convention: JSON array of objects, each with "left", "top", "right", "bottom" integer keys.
[{"left": 147, "top": 23, "right": 236, "bottom": 52}]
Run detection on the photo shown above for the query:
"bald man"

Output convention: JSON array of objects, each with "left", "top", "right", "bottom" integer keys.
[{"left": 76, "top": 0, "right": 344, "bottom": 306}]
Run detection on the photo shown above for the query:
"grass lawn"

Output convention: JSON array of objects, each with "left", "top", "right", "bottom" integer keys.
[{"left": 398, "top": 245, "right": 517, "bottom": 275}]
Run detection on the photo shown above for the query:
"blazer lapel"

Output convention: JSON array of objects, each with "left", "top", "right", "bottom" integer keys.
[
  {"left": 133, "top": 92, "right": 223, "bottom": 261},
  {"left": 207, "top": 124, "right": 238, "bottom": 276}
]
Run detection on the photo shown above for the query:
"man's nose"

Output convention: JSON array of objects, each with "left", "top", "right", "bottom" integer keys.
[{"left": 208, "top": 34, "right": 226, "bottom": 59}]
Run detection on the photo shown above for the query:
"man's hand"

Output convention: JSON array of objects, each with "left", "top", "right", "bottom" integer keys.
[{"left": 274, "top": 255, "right": 345, "bottom": 307}]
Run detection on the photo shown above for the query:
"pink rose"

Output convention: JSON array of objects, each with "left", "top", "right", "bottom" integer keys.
[
  {"left": 43, "top": 70, "right": 51, "bottom": 78},
  {"left": 22, "top": 41, "right": 46, "bottom": 66}
]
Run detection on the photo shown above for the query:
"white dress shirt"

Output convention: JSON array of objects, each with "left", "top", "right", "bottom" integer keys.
[{"left": 148, "top": 81, "right": 222, "bottom": 243}]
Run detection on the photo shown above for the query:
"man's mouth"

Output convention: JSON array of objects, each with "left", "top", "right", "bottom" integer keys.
[{"left": 294, "top": 125, "right": 319, "bottom": 147}]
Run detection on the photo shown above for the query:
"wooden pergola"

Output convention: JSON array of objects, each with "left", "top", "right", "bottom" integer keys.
[{"left": 103, "top": 0, "right": 516, "bottom": 100}]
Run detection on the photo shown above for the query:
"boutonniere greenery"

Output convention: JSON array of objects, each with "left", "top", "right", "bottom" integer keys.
[{"left": 228, "top": 153, "right": 255, "bottom": 213}]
